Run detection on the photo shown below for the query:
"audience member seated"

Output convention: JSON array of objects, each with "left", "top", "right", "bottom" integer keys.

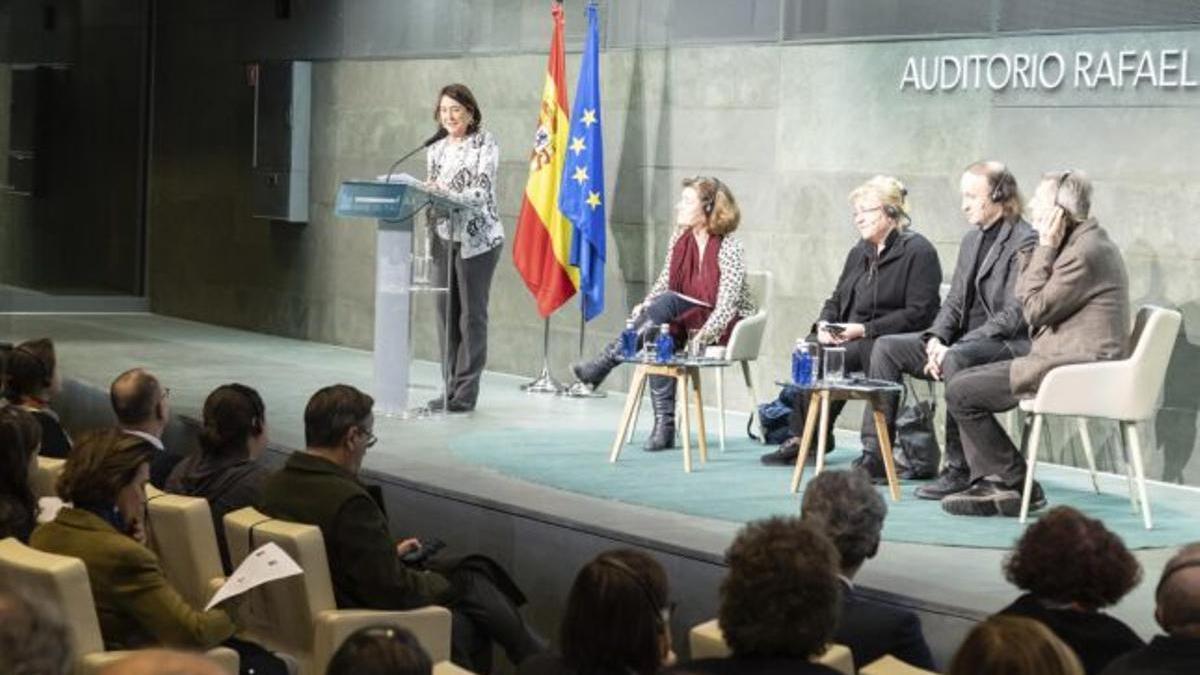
[
  {"left": 4, "top": 338, "right": 72, "bottom": 458},
  {"left": 0, "top": 584, "right": 73, "bottom": 675},
  {"left": 679, "top": 516, "right": 843, "bottom": 675},
  {"left": 29, "top": 429, "right": 287, "bottom": 675},
  {"left": 1100, "top": 542, "right": 1200, "bottom": 675},
  {"left": 997, "top": 506, "right": 1143, "bottom": 673},
  {"left": 519, "top": 549, "right": 675, "bottom": 675},
  {"left": 949, "top": 615, "right": 1084, "bottom": 675},
  {"left": 942, "top": 171, "right": 1130, "bottom": 516},
  {"left": 111, "top": 368, "right": 181, "bottom": 489},
  {"left": 259, "top": 384, "right": 544, "bottom": 673},
  {"left": 0, "top": 405, "right": 42, "bottom": 542},
  {"left": 96, "top": 649, "right": 227, "bottom": 675},
  {"left": 166, "top": 383, "right": 271, "bottom": 573},
  {"left": 759, "top": 176, "right": 942, "bottom": 476},
  {"left": 326, "top": 625, "right": 433, "bottom": 675},
  {"left": 800, "top": 470, "right": 934, "bottom": 669}
]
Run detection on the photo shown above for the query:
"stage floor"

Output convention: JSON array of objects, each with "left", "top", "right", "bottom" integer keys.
[{"left": 3, "top": 312, "right": 1189, "bottom": 648}]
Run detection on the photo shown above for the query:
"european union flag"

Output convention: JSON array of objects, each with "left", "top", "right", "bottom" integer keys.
[{"left": 559, "top": 1, "right": 606, "bottom": 321}]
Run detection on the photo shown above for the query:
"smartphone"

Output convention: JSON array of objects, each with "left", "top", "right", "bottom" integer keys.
[{"left": 826, "top": 323, "right": 846, "bottom": 337}]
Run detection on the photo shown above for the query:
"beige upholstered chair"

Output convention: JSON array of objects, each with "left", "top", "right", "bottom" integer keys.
[
  {"left": 860, "top": 654, "right": 939, "bottom": 675},
  {"left": 1017, "top": 305, "right": 1182, "bottom": 528},
  {"left": 32, "top": 456, "right": 66, "bottom": 498},
  {"left": 146, "top": 493, "right": 226, "bottom": 610},
  {"left": 0, "top": 537, "right": 238, "bottom": 675},
  {"left": 223, "top": 507, "right": 453, "bottom": 675},
  {"left": 688, "top": 618, "right": 854, "bottom": 675}
]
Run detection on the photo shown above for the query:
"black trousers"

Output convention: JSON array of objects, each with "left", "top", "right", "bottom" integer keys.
[
  {"left": 633, "top": 292, "right": 696, "bottom": 413},
  {"left": 224, "top": 636, "right": 289, "bottom": 675},
  {"left": 448, "top": 567, "right": 542, "bottom": 673},
  {"left": 944, "top": 360, "right": 1026, "bottom": 485},
  {"left": 860, "top": 333, "right": 1017, "bottom": 473},
  {"left": 433, "top": 240, "right": 502, "bottom": 407},
  {"left": 787, "top": 336, "right": 876, "bottom": 437}
]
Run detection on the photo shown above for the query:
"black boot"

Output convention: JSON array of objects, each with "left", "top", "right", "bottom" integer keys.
[
  {"left": 571, "top": 339, "right": 622, "bottom": 387},
  {"left": 644, "top": 375, "right": 676, "bottom": 452}
]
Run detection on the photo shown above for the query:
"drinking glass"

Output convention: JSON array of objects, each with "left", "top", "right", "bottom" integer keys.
[
  {"left": 687, "top": 329, "right": 703, "bottom": 358},
  {"left": 823, "top": 347, "right": 846, "bottom": 382}
]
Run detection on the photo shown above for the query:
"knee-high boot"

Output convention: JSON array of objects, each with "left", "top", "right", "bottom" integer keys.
[
  {"left": 571, "top": 338, "right": 623, "bottom": 387},
  {"left": 644, "top": 375, "right": 676, "bottom": 452}
]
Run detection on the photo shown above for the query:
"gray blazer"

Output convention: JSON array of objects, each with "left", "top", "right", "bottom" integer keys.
[
  {"left": 925, "top": 216, "right": 1037, "bottom": 348},
  {"left": 1009, "top": 218, "right": 1130, "bottom": 397}
]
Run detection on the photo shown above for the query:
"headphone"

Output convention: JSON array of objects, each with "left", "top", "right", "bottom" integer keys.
[
  {"left": 229, "top": 383, "right": 265, "bottom": 435},
  {"left": 882, "top": 185, "right": 908, "bottom": 221},
  {"left": 989, "top": 165, "right": 1017, "bottom": 204},
  {"left": 1052, "top": 170, "right": 1076, "bottom": 220},
  {"left": 599, "top": 556, "right": 670, "bottom": 627},
  {"left": 700, "top": 176, "right": 725, "bottom": 218}
]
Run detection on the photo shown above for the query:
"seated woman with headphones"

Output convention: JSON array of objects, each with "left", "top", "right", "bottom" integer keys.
[
  {"left": 3, "top": 338, "right": 73, "bottom": 458},
  {"left": 760, "top": 176, "right": 942, "bottom": 474},
  {"left": 571, "top": 176, "right": 756, "bottom": 451}
]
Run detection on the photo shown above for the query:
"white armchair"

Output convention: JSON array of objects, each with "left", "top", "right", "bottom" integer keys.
[
  {"left": 708, "top": 270, "right": 773, "bottom": 451},
  {"left": 1018, "top": 305, "right": 1182, "bottom": 527}
]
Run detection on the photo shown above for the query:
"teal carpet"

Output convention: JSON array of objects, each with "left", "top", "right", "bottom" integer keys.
[{"left": 450, "top": 428, "right": 1198, "bottom": 550}]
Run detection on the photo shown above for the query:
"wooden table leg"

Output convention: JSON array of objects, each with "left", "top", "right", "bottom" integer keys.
[
  {"left": 873, "top": 407, "right": 902, "bottom": 502},
  {"left": 678, "top": 372, "right": 692, "bottom": 473},
  {"left": 815, "top": 390, "right": 831, "bottom": 475},
  {"left": 790, "top": 392, "right": 822, "bottom": 493},
  {"left": 691, "top": 367, "right": 709, "bottom": 465},
  {"left": 610, "top": 366, "right": 648, "bottom": 463}
]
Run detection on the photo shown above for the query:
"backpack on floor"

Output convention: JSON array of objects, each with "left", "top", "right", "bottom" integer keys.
[{"left": 751, "top": 384, "right": 802, "bottom": 445}]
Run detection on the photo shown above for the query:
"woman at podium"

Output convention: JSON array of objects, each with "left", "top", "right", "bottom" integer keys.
[
  {"left": 572, "top": 177, "right": 755, "bottom": 451},
  {"left": 425, "top": 83, "right": 503, "bottom": 413}
]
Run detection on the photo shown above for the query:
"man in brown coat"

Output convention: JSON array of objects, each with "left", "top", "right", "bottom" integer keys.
[{"left": 939, "top": 171, "right": 1130, "bottom": 517}]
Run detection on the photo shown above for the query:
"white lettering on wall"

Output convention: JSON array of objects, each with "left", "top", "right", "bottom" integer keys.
[{"left": 900, "top": 48, "right": 1198, "bottom": 92}]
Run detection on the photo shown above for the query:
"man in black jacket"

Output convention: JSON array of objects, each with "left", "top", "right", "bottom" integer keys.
[
  {"left": 111, "top": 368, "right": 182, "bottom": 489},
  {"left": 856, "top": 162, "right": 1037, "bottom": 491},
  {"left": 801, "top": 470, "right": 935, "bottom": 670},
  {"left": 1101, "top": 543, "right": 1200, "bottom": 675}
]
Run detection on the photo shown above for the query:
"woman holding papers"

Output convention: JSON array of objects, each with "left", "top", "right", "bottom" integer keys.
[
  {"left": 425, "top": 83, "right": 503, "bottom": 413},
  {"left": 30, "top": 429, "right": 287, "bottom": 674},
  {"left": 573, "top": 177, "right": 755, "bottom": 451}
]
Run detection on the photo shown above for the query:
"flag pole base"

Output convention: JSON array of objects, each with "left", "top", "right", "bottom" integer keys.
[
  {"left": 520, "top": 366, "right": 564, "bottom": 394},
  {"left": 562, "top": 381, "right": 607, "bottom": 398}
]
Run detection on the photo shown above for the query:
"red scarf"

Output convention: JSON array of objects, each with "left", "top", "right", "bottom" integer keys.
[{"left": 667, "top": 232, "right": 736, "bottom": 344}]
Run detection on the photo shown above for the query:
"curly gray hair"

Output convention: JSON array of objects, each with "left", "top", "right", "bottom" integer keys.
[
  {"left": 0, "top": 585, "right": 72, "bottom": 675},
  {"left": 801, "top": 469, "right": 888, "bottom": 571}
]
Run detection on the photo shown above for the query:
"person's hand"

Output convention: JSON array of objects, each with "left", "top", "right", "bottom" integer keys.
[
  {"left": 1035, "top": 206, "right": 1068, "bottom": 248},
  {"left": 924, "top": 339, "right": 950, "bottom": 380},
  {"left": 835, "top": 323, "right": 866, "bottom": 343},
  {"left": 816, "top": 322, "right": 837, "bottom": 345},
  {"left": 396, "top": 538, "right": 422, "bottom": 558},
  {"left": 127, "top": 513, "right": 147, "bottom": 545}
]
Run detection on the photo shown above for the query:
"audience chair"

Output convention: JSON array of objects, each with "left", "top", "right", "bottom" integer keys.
[
  {"left": 146, "top": 493, "right": 226, "bottom": 611},
  {"left": 0, "top": 537, "right": 239, "bottom": 675},
  {"left": 223, "top": 507, "right": 453, "bottom": 675},
  {"left": 1018, "top": 305, "right": 1182, "bottom": 528},
  {"left": 32, "top": 456, "right": 66, "bottom": 498},
  {"left": 860, "top": 654, "right": 938, "bottom": 675},
  {"left": 687, "top": 618, "right": 854, "bottom": 675}
]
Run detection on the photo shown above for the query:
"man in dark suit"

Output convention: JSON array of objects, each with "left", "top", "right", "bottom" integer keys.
[
  {"left": 259, "top": 384, "right": 542, "bottom": 673},
  {"left": 943, "top": 170, "right": 1130, "bottom": 516},
  {"left": 801, "top": 470, "right": 935, "bottom": 670},
  {"left": 1101, "top": 543, "right": 1200, "bottom": 675},
  {"left": 111, "top": 368, "right": 181, "bottom": 489},
  {"left": 858, "top": 161, "right": 1037, "bottom": 496}
]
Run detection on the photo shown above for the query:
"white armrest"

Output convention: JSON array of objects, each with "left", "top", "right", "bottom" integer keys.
[
  {"left": 725, "top": 310, "right": 767, "bottom": 362},
  {"left": 1028, "top": 360, "right": 1146, "bottom": 420},
  {"left": 313, "top": 606, "right": 453, "bottom": 667}
]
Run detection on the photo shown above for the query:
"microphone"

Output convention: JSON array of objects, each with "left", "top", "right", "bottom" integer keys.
[{"left": 383, "top": 128, "right": 449, "bottom": 182}]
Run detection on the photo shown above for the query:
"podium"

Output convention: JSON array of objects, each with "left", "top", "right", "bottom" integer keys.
[{"left": 335, "top": 176, "right": 477, "bottom": 416}]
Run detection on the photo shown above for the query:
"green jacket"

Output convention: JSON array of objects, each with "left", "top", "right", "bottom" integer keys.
[
  {"left": 30, "top": 508, "right": 235, "bottom": 650},
  {"left": 259, "top": 451, "right": 452, "bottom": 610}
]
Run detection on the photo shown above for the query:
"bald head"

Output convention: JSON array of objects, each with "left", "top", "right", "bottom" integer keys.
[
  {"left": 111, "top": 368, "right": 167, "bottom": 430},
  {"left": 1156, "top": 543, "right": 1200, "bottom": 637},
  {"left": 96, "top": 649, "right": 226, "bottom": 675}
]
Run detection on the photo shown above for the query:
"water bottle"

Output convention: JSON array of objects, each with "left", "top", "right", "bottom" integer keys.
[
  {"left": 792, "top": 340, "right": 813, "bottom": 385},
  {"left": 655, "top": 323, "right": 674, "bottom": 363},
  {"left": 620, "top": 320, "right": 638, "bottom": 359}
]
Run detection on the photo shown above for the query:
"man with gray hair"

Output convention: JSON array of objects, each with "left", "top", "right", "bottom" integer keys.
[
  {"left": 111, "top": 367, "right": 180, "bottom": 488},
  {"left": 941, "top": 171, "right": 1130, "bottom": 517},
  {"left": 801, "top": 470, "right": 934, "bottom": 669},
  {"left": 1101, "top": 543, "right": 1200, "bottom": 674}
]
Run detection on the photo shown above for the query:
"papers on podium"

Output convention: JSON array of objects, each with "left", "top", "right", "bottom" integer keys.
[{"left": 205, "top": 541, "right": 303, "bottom": 610}]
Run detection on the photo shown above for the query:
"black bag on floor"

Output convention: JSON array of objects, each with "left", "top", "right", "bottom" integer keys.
[
  {"left": 752, "top": 384, "right": 802, "bottom": 445},
  {"left": 894, "top": 381, "right": 940, "bottom": 479}
]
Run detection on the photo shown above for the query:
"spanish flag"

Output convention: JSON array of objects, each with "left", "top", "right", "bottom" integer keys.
[{"left": 512, "top": 2, "right": 579, "bottom": 318}]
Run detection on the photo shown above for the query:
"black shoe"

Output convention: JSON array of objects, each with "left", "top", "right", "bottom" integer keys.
[
  {"left": 851, "top": 453, "right": 888, "bottom": 483},
  {"left": 761, "top": 438, "right": 800, "bottom": 466},
  {"left": 914, "top": 469, "right": 971, "bottom": 500},
  {"left": 427, "top": 396, "right": 450, "bottom": 411},
  {"left": 941, "top": 480, "right": 1046, "bottom": 517},
  {"left": 446, "top": 399, "right": 475, "bottom": 413},
  {"left": 643, "top": 419, "right": 676, "bottom": 452},
  {"left": 571, "top": 341, "right": 622, "bottom": 387}
]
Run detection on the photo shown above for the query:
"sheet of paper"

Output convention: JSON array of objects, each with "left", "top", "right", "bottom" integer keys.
[
  {"left": 670, "top": 290, "right": 713, "bottom": 308},
  {"left": 37, "top": 497, "right": 65, "bottom": 523},
  {"left": 204, "top": 541, "right": 303, "bottom": 611}
]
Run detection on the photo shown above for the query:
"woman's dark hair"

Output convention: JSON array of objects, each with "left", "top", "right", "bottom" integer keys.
[
  {"left": 432, "top": 83, "right": 482, "bottom": 135},
  {"left": 57, "top": 429, "right": 154, "bottom": 505},
  {"left": 199, "top": 383, "right": 265, "bottom": 458},
  {"left": 326, "top": 625, "right": 432, "bottom": 675},
  {"left": 561, "top": 549, "right": 670, "bottom": 675},
  {"left": 4, "top": 339, "right": 56, "bottom": 400},
  {"left": 719, "top": 516, "right": 841, "bottom": 659},
  {"left": 304, "top": 384, "right": 374, "bottom": 448},
  {"left": 1005, "top": 505, "right": 1142, "bottom": 609},
  {"left": 0, "top": 406, "right": 42, "bottom": 539}
]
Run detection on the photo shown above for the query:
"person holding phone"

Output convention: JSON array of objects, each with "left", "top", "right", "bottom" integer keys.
[
  {"left": 940, "top": 171, "right": 1130, "bottom": 517},
  {"left": 761, "top": 176, "right": 942, "bottom": 470}
]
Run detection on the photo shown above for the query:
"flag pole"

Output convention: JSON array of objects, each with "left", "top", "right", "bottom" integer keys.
[
  {"left": 563, "top": 295, "right": 606, "bottom": 398},
  {"left": 520, "top": 318, "right": 564, "bottom": 393}
]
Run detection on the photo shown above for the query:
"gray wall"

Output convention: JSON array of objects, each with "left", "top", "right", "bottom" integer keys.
[{"left": 146, "top": 3, "right": 1200, "bottom": 485}]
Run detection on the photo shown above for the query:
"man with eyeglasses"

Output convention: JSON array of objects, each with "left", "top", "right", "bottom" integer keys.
[
  {"left": 111, "top": 368, "right": 179, "bottom": 489},
  {"left": 260, "top": 384, "right": 543, "bottom": 672}
]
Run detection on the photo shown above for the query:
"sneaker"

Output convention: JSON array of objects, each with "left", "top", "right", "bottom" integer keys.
[
  {"left": 761, "top": 438, "right": 801, "bottom": 466},
  {"left": 914, "top": 469, "right": 971, "bottom": 500},
  {"left": 851, "top": 453, "right": 888, "bottom": 483},
  {"left": 941, "top": 480, "right": 1047, "bottom": 517}
]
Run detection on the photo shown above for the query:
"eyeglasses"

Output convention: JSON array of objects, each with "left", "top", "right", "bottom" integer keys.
[
  {"left": 360, "top": 427, "right": 377, "bottom": 449},
  {"left": 853, "top": 206, "right": 884, "bottom": 216},
  {"left": 160, "top": 387, "right": 171, "bottom": 400}
]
